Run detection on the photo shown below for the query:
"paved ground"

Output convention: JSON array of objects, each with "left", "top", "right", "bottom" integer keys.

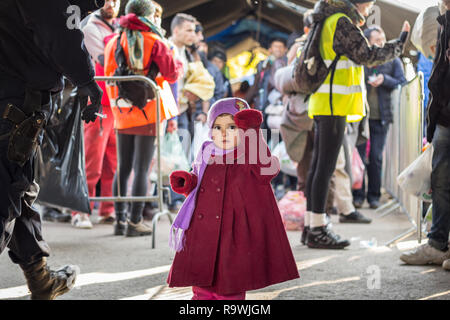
[{"left": 1, "top": 200, "right": 449, "bottom": 300}]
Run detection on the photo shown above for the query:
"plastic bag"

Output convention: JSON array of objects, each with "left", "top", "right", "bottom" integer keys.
[
  {"left": 160, "top": 131, "right": 191, "bottom": 177},
  {"left": 397, "top": 144, "right": 433, "bottom": 202},
  {"left": 35, "top": 88, "right": 91, "bottom": 213},
  {"left": 191, "top": 121, "right": 210, "bottom": 161},
  {"left": 352, "top": 148, "right": 365, "bottom": 190},
  {"left": 278, "top": 191, "right": 306, "bottom": 231},
  {"left": 272, "top": 141, "right": 298, "bottom": 177}
]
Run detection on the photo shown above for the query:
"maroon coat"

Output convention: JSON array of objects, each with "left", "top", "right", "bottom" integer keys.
[{"left": 167, "top": 134, "right": 299, "bottom": 295}]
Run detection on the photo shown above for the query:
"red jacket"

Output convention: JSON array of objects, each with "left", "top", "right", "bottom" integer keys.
[{"left": 167, "top": 131, "right": 299, "bottom": 294}]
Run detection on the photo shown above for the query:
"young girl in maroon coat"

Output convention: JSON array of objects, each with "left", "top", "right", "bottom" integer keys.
[{"left": 167, "top": 97, "right": 299, "bottom": 300}]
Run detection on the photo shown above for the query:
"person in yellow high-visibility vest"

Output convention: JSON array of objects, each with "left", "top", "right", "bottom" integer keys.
[{"left": 303, "top": 0, "right": 410, "bottom": 249}]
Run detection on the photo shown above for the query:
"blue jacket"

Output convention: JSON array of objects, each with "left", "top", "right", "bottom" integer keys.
[{"left": 365, "top": 57, "right": 406, "bottom": 126}]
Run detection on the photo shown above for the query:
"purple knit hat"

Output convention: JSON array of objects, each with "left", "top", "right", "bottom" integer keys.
[{"left": 207, "top": 97, "right": 250, "bottom": 129}]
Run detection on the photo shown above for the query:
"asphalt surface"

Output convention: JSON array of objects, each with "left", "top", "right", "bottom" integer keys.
[{"left": 1, "top": 200, "right": 449, "bottom": 301}]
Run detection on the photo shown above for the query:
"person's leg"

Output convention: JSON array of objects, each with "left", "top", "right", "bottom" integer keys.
[
  {"left": 98, "top": 112, "right": 117, "bottom": 219},
  {"left": 0, "top": 113, "right": 77, "bottom": 300},
  {"left": 334, "top": 146, "right": 371, "bottom": 223},
  {"left": 400, "top": 125, "right": 450, "bottom": 265},
  {"left": 192, "top": 287, "right": 245, "bottom": 300},
  {"left": 126, "top": 135, "right": 156, "bottom": 236},
  {"left": 307, "top": 116, "right": 350, "bottom": 249},
  {"left": 112, "top": 133, "right": 135, "bottom": 234},
  {"left": 296, "top": 133, "right": 313, "bottom": 193},
  {"left": 352, "top": 142, "right": 367, "bottom": 207},
  {"left": 82, "top": 113, "right": 109, "bottom": 215},
  {"left": 428, "top": 125, "right": 450, "bottom": 251},
  {"left": 192, "top": 286, "right": 215, "bottom": 300},
  {"left": 366, "top": 120, "right": 389, "bottom": 207}
]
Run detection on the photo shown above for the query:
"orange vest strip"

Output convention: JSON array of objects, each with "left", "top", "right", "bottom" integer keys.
[{"left": 104, "top": 32, "right": 179, "bottom": 130}]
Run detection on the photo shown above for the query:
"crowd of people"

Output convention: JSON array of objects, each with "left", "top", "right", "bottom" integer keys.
[{"left": 0, "top": 0, "right": 449, "bottom": 301}]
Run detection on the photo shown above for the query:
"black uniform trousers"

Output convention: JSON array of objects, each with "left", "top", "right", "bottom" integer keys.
[{"left": 0, "top": 99, "right": 53, "bottom": 266}]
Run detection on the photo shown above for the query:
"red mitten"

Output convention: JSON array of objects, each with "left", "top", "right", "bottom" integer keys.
[
  {"left": 234, "top": 109, "right": 263, "bottom": 131},
  {"left": 170, "top": 170, "right": 198, "bottom": 197}
]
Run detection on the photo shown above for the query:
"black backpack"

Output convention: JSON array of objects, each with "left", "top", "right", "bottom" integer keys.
[
  {"left": 113, "top": 32, "right": 159, "bottom": 120},
  {"left": 293, "top": 16, "right": 341, "bottom": 97}
]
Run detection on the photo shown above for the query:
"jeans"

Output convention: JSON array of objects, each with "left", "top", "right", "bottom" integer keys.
[
  {"left": 428, "top": 125, "right": 450, "bottom": 251},
  {"left": 353, "top": 120, "right": 389, "bottom": 204}
]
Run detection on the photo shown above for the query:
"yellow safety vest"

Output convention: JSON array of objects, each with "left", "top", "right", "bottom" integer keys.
[{"left": 308, "top": 13, "right": 366, "bottom": 123}]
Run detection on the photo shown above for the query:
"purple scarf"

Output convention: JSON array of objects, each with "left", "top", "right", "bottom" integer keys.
[{"left": 169, "top": 141, "right": 236, "bottom": 252}]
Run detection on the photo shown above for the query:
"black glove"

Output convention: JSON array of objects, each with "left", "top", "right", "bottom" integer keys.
[{"left": 78, "top": 80, "right": 103, "bottom": 124}]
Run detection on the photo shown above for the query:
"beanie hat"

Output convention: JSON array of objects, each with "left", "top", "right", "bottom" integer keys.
[
  {"left": 125, "top": 0, "right": 155, "bottom": 17},
  {"left": 207, "top": 98, "right": 249, "bottom": 129}
]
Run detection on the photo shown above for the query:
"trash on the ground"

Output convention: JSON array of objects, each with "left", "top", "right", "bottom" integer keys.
[
  {"left": 278, "top": 191, "right": 306, "bottom": 231},
  {"left": 359, "top": 238, "right": 378, "bottom": 249}
]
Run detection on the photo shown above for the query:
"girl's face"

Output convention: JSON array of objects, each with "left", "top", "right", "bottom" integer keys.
[{"left": 211, "top": 114, "right": 240, "bottom": 150}]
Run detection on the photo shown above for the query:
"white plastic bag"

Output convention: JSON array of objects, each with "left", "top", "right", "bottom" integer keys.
[
  {"left": 397, "top": 144, "right": 433, "bottom": 202},
  {"left": 191, "top": 121, "right": 210, "bottom": 161},
  {"left": 160, "top": 131, "right": 191, "bottom": 177},
  {"left": 272, "top": 141, "right": 298, "bottom": 177}
]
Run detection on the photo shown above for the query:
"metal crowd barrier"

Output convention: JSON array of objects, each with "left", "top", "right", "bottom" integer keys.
[
  {"left": 91, "top": 75, "right": 174, "bottom": 249},
  {"left": 379, "top": 72, "right": 428, "bottom": 246}
]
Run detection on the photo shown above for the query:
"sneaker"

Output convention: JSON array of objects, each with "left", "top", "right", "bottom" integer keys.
[
  {"left": 306, "top": 225, "right": 350, "bottom": 249},
  {"left": 443, "top": 259, "right": 450, "bottom": 271},
  {"left": 125, "top": 219, "right": 153, "bottom": 237},
  {"left": 400, "top": 243, "right": 450, "bottom": 265},
  {"left": 353, "top": 199, "right": 364, "bottom": 209},
  {"left": 369, "top": 200, "right": 381, "bottom": 209},
  {"left": 113, "top": 220, "right": 127, "bottom": 236},
  {"left": 301, "top": 226, "right": 310, "bottom": 245},
  {"left": 71, "top": 213, "right": 93, "bottom": 229},
  {"left": 339, "top": 211, "right": 372, "bottom": 224}
]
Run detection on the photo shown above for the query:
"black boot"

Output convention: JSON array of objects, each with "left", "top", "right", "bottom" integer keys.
[
  {"left": 301, "top": 226, "right": 310, "bottom": 245},
  {"left": 114, "top": 211, "right": 127, "bottom": 236},
  {"left": 306, "top": 225, "right": 350, "bottom": 249},
  {"left": 20, "top": 258, "right": 79, "bottom": 300}
]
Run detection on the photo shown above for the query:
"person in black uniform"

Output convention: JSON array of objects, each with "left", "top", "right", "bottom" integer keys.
[{"left": 0, "top": 0, "right": 103, "bottom": 300}]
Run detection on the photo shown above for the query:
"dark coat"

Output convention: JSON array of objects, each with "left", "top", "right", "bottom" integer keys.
[
  {"left": 365, "top": 58, "right": 406, "bottom": 125},
  {"left": 0, "top": 0, "right": 95, "bottom": 104},
  {"left": 167, "top": 136, "right": 299, "bottom": 295},
  {"left": 427, "top": 11, "right": 450, "bottom": 142}
]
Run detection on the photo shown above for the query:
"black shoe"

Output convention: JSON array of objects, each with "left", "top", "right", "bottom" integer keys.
[
  {"left": 306, "top": 225, "right": 350, "bottom": 249},
  {"left": 114, "top": 220, "right": 126, "bottom": 236},
  {"left": 339, "top": 211, "right": 372, "bottom": 224},
  {"left": 327, "top": 207, "right": 338, "bottom": 215},
  {"left": 353, "top": 200, "right": 364, "bottom": 209},
  {"left": 42, "top": 208, "right": 71, "bottom": 223},
  {"left": 369, "top": 200, "right": 381, "bottom": 209},
  {"left": 301, "top": 226, "right": 310, "bottom": 245}
]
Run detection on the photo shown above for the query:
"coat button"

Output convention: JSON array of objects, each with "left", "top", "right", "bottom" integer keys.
[
  {"left": 198, "top": 214, "right": 203, "bottom": 219},
  {"left": 200, "top": 187, "right": 205, "bottom": 193},
  {"left": 216, "top": 215, "right": 220, "bottom": 219},
  {"left": 216, "top": 188, "right": 221, "bottom": 192}
]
